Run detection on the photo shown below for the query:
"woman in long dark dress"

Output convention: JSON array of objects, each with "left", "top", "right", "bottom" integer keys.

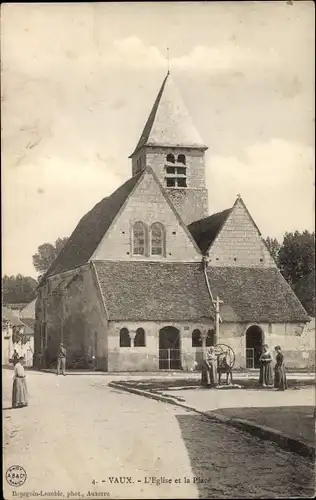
[
  {"left": 274, "top": 346, "right": 287, "bottom": 391},
  {"left": 259, "top": 344, "right": 273, "bottom": 387},
  {"left": 12, "top": 357, "right": 28, "bottom": 408},
  {"left": 201, "top": 346, "right": 218, "bottom": 388}
]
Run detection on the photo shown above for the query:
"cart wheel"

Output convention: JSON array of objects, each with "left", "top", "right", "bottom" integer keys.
[{"left": 214, "top": 343, "right": 235, "bottom": 369}]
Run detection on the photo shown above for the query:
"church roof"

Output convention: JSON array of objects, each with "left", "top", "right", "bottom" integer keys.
[
  {"left": 93, "top": 262, "right": 309, "bottom": 323},
  {"left": 130, "top": 72, "right": 207, "bottom": 156},
  {"left": 188, "top": 208, "right": 232, "bottom": 253},
  {"left": 207, "top": 267, "right": 309, "bottom": 323},
  {"left": 93, "top": 261, "right": 214, "bottom": 321},
  {"left": 44, "top": 171, "right": 143, "bottom": 278}
]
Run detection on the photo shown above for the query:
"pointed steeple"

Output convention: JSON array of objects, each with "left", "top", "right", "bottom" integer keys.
[{"left": 130, "top": 72, "right": 207, "bottom": 157}]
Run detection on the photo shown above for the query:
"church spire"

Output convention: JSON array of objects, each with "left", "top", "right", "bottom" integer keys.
[
  {"left": 129, "top": 72, "right": 209, "bottom": 225},
  {"left": 129, "top": 72, "right": 207, "bottom": 158}
]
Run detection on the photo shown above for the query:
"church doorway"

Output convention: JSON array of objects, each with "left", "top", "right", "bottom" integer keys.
[
  {"left": 159, "top": 326, "right": 181, "bottom": 370},
  {"left": 246, "top": 325, "right": 263, "bottom": 368}
]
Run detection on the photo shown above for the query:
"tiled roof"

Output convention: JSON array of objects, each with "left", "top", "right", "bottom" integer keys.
[
  {"left": 20, "top": 317, "right": 35, "bottom": 331},
  {"left": 207, "top": 267, "right": 309, "bottom": 323},
  {"left": 2, "top": 307, "right": 25, "bottom": 326},
  {"left": 44, "top": 171, "right": 143, "bottom": 278},
  {"left": 93, "top": 262, "right": 309, "bottom": 323},
  {"left": 20, "top": 299, "right": 36, "bottom": 319},
  {"left": 188, "top": 209, "right": 232, "bottom": 253},
  {"left": 130, "top": 72, "right": 207, "bottom": 156},
  {"left": 94, "top": 261, "right": 214, "bottom": 322}
]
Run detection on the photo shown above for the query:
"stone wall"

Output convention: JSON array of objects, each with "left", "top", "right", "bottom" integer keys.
[
  {"left": 107, "top": 320, "right": 214, "bottom": 372},
  {"left": 146, "top": 146, "right": 209, "bottom": 225},
  {"left": 209, "top": 199, "right": 276, "bottom": 268},
  {"left": 91, "top": 169, "right": 201, "bottom": 262},
  {"left": 107, "top": 319, "right": 314, "bottom": 372},
  {"left": 37, "top": 266, "right": 109, "bottom": 370}
]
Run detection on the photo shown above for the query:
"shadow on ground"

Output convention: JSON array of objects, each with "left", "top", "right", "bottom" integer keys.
[
  {"left": 209, "top": 406, "right": 315, "bottom": 446},
  {"left": 175, "top": 413, "right": 315, "bottom": 499},
  {"left": 116, "top": 378, "right": 314, "bottom": 392}
]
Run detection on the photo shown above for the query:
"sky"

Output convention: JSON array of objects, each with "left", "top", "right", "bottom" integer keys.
[{"left": 2, "top": 1, "right": 315, "bottom": 278}]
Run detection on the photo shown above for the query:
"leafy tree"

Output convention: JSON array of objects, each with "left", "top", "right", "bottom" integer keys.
[
  {"left": 278, "top": 231, "right": 315, "bottom": 286},
  {"left": 265, "top": 236, "right": 281, "bottom": 262},
  {"left": 294, "top": 268, "right": 315, "bottom": 316},
  {"left": 277, "top": 231, "right": 315, "bottom": 316},
  {"left": 2, "top": 274, "right": 38, "bottom": 304},
  {"left": 32, "top": 237, "right": 68, "bottom": 274}
]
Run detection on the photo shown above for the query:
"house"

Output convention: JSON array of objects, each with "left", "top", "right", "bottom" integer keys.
[
  {"left": 34, "top": 72, "right": 313, "bottom": 372},
  {"left": 2, "top": 305, "right": 34, "bottom": 367}
]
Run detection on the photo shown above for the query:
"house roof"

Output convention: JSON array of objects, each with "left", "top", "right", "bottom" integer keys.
[
  {"left": 20, "top": 298, "right": 36, "bottom": 320},
  {"left": 93, "top": 262, "right": 309, "bottom": 323},
  {"left": 130, "top": 72, "right": 207, "bottom": 156},
  {"left": 20, "top": 317, "right": 35, "bottom": 332},
  {"left": 188, "top": 208, "right": 232, "bottom": 253},
  {"left": 2, "top": 307, "right": 25, "bottom": 326},
  {"left": 43, "top": 171, "right": 144, "bottom": 278}
]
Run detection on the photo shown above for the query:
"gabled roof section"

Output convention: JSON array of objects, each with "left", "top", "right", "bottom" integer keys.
[
  {"left": 2, "top": 307, "right": 25, "bottom": 326},
  {"left": 20, "top": 298, "right": 36, "bottom": 320},
  {"left": 94, "top": 261, "right": 214, "bottom": 321},
  {"left": 207, "top": 267, "right": 310, "bottom": 323},
  {"left": 188, "top": 208, "right": 232, "bottom": 253},
  {"left": 130, "top": 72, "right": 207, "bottom": 156},
  {"left": 20, "top": 317, "right": 35, "bottom": 332},
  {"left": 44, "top": 171, "right": 144, "bottom": 278}
]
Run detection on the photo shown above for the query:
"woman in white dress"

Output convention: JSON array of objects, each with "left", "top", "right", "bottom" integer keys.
[{"left": 12, "top": 357, "right": 28, "bottom": 408}]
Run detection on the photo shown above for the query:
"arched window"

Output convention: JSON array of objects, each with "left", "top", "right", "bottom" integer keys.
[
  {"left": 132, "top": 222, "right": 146, "bottom": 255},
  {"left": 150, "top": 223, "right": 165, "bottom": 256},
  {"left": 206, "top": 329, "right": 215, "bottom": 347},
  {"left": 134, "top": 327, "right": 146, "bottom": 347},
  {"left": 166, "top": 153, "right": 175, "bottom": 163},
  {"left": 120, "top": 328, "right": 130, "bottom": 347},
  {"left": 192, "top": 329, "right": 202, "bottom": 347},
  {"left": 177, "top": 154, "right": 186, "bottom": 165}
]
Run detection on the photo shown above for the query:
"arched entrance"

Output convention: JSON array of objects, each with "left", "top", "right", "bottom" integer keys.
[
  {"left": 245, "top": 325, "right": 263, "bottom": 368},
  {"left": 159, "top": 326, "right": 181, "bottom": 370}
]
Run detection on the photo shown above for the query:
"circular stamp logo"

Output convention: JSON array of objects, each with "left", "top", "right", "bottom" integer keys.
[{"left": 6, "top": 465, "right": 27, "bottom": 487}]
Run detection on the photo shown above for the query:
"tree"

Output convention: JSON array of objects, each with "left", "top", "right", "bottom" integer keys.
[
  {"left": 265, "top": 237, "right": 281, "bottom": 262},
  {"left": 277, "top": 231, "right": 315, "bottom": 316},
  {"left": 278, "top": 231, "right": 315, "bottom": 286},
  {"left": 294, "top": 268, "right": 315, "bottom": 316},
  {"left": 2, "top": 274, "right": 38, "bottom": 304},
  {"left": 32, "top": 237, "right": 68, "bottom": 274}
]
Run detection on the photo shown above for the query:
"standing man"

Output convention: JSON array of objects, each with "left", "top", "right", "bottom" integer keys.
[{"left": 57, "top": 341, "right": 67, "bottom": 376}]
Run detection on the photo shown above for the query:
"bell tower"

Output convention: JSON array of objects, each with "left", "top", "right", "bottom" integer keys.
[{"left": 129, "top": 72, "right": 209, "bottom": 225}]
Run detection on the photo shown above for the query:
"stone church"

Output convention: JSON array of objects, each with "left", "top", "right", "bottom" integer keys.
[{"left": 35, "top": 72, "right": 312, "bottom": 372}]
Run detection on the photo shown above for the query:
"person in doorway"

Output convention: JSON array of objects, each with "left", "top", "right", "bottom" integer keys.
[
  {"left": 12, "top": 357, "right": 28, "bottom": 408},
  {"left": 57, "top": 342, "right": 67, "bottom": 376},
  {"left": 274, "top": 346, "right": 287, "bottom": 391},
  {"left": 259, "top": 344, "right": 273, "bottom": 387},
  {"left": 201, "top": 346, "right": 217, "bottom": 388}
]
